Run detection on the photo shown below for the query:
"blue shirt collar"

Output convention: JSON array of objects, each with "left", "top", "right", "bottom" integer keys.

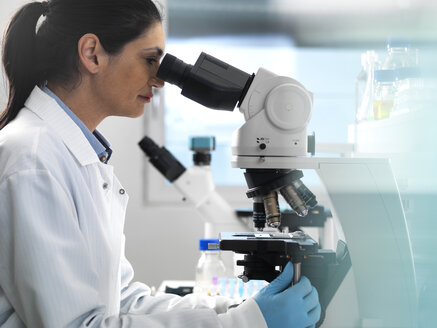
[{"left": 42, "top": 86, "right": 112, "bottom": 163}]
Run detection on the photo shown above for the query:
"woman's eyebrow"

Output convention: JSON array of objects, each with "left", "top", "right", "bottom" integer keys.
[{"left": 142, "top": 47, "right": 163, "bottom": 56}]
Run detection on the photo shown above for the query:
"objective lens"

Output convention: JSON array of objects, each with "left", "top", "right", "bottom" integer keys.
[
  {"left": 279, "top": 185, "right": 308, "bottom": 217},
  {"left": 252, "top": 200, "right": 266, "bottom": 231},
  {"left": 292, "top": 179, "right": 318, "bottom": 208},
  {"left": 263, "top": 191, "right": 281, "bottom": 228},
  {"left": 157, "top": 54, "right": 192, "bottom": 88}
]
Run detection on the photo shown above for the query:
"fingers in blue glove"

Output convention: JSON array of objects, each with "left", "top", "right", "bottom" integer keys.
[
  {"left": 307, "top": 303, "right": 322, "bottom": 326},
  {"left": 263, "top": 261, "right": 294, "bottom": 295},
  {"left": 253, "top": 263, "right": 322, "bottom": 328},
  {"left": 286, "top": 275, "right": 312, "bottom": 298},
  {"left": 304, "top": 286, "right": 320, "bottom": 312}
]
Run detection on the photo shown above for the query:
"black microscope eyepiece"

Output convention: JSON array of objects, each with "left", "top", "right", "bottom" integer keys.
[
  {"left": 138, "top": 136, "right": 186, "bottom": 183},
  {"left": 157, "top": 54, "right": 193, "bottom": 89},
  {"left": 157, "top": 52, "right": 254, "bottom": 111}
]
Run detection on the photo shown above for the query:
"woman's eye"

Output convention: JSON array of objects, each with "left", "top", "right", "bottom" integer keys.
[{"left": 146, "top": 58, "right": 157, "bottom": 65}]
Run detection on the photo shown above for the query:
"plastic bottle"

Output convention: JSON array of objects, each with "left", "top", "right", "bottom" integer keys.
[
  {"left": 194, "top": 238, "right": 227, "bottom": 296},
  {"left": 356, "top": 51, "right": 378, "bottom": 122},
  {"left": 393, "top": 67, "right": 422, "bottom": 115},
  {"left": 391, "top": 44, "right": 421, "bottom": 115},
  {"left": 373, "top": 69, "right": 396, "bottom": 120},
  {"left": 383, "top": 38, "right": 416, "bottom": 70}
]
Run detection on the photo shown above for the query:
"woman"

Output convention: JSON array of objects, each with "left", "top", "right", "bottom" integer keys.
[{"left": 0, "top": 1, "right": 320, "bottom": 327}]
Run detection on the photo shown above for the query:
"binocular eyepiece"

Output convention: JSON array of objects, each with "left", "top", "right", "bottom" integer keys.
[{"left": 156, "top": 52, "right": 254, "bottom": 111}]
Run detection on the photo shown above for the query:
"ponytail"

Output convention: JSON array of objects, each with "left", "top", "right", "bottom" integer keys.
[{"left": 1, "top": 1, "right": 47, "bottom": 129}]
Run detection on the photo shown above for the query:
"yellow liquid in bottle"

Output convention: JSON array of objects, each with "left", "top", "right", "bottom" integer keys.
[{"left": 373, "top": 100, "right": 393, "bottom": 120}]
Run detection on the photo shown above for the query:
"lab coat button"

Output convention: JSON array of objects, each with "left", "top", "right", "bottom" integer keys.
[
  {"left": 102, "top": 182, "right": 109, "bottom": 189},
  {"left": 119, "top": 188, "right": 125, "bottom": 195}
]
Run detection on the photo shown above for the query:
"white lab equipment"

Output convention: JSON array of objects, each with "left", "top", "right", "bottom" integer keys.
[
  {"left": 156, "top": 52, "right": 418, "bottom": 327},
  {"left": 233, "top": 59, "right": 416, "bottom": 326}
]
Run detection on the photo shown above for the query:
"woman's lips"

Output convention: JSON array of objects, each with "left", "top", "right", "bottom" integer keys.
[{"left": 138, "top": 95, "right": 153, "bottom": 103}]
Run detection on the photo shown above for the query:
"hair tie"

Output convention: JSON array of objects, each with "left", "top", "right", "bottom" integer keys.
[{"left": 41, "top": 1, "right": 50, "bottom": 16}]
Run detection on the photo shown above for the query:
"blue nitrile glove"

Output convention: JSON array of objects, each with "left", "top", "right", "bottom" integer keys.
[{"left": 253, "top": 262, "right": 321, "bottom": 328}]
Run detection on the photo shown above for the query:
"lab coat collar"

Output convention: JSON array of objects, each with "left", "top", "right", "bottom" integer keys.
[{"left": 24, "top": 86, "right": 100, "bottom": 166}]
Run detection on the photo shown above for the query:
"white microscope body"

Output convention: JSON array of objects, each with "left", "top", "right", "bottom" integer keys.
[
  {"left": 232, "top": 67, "right": 313, "bottom": 158},
  {"left": 231, "top": 67, "right": 417, "bottom": 328}
]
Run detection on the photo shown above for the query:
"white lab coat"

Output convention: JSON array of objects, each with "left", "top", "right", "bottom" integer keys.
[{"left": 0, "top": 87, "right": 267, "bottom": 328}]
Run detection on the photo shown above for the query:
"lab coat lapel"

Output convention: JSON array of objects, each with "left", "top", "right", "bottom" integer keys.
[
  {"left": 24, "top": 86, "right": 99, "bottom": 166},
  {"left": 25, "top": 86, "right": 129, "bottom": 210}
]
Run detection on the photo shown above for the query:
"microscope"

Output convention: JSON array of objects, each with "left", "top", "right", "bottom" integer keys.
[
  {"left": 141, "top": 52, "right": 418, "bottom": 327},
  {"left": 149, "top": 52, "right": 351, "bottom": 326}
]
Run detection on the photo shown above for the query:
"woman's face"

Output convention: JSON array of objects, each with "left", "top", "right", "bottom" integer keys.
[{"left": 95, "top": 22, "right": 165, "bottom": 118}]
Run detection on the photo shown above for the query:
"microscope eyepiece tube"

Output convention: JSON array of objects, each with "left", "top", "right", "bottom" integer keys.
[
  {"left": 157, "top": 52, "right": 253, "bottom": 111},
  {"left": 156, "top": 54, "right": 192, "bottom": 89},
  {"left": 138, "top": 136, "right": 186, "bottom": 182}
]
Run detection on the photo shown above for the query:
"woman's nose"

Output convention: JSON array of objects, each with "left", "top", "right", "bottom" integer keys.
[{"left": 150, "top": 76, "right": 164, "bottom": 88}]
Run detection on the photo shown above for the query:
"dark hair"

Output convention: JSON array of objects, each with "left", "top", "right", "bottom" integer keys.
[{"left": 1, "top": 0, "right": 162, "bottom": 129}]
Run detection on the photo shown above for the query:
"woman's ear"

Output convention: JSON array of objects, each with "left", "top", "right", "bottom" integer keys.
[{"left": 77, "top": 33, "right": 108, "bottom": 74}]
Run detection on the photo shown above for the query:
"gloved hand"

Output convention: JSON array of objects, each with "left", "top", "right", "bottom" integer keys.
[{"left": 253, "top": 262, "right": 321, "bottom": 328}]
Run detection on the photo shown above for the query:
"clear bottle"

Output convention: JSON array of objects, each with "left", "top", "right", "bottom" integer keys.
[
  {"left": 383, "top": 38, "right": 416, "bottom": 70},
  {"left": 356, "top": 51, "right": 378, "bottom": 122},
  {"left": 373, "top": 69, "right": 396, "bottom": 120},
  {"left": 194, "top": 238, "right": 227, "bottom": 296},
  {"left": 393, "top": 67, "right": 422, "bottom": 115},
  {"left": 383, "top": 38, "right": 421, "bottom": 116}
]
